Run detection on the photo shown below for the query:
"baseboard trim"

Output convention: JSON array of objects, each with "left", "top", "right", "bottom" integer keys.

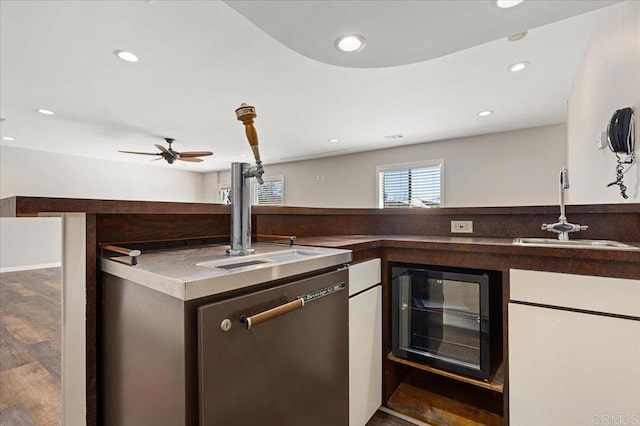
[
  {"left": 378, "top": 406, "right": 431, "bottom": 426},
  {"left": 0, "top": 262, "right": 62, "bottom": 273}
]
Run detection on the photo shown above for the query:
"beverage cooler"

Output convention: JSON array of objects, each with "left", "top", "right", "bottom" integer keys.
[{"left": 391, "top": 264, "right": 491, "bottom": 380}]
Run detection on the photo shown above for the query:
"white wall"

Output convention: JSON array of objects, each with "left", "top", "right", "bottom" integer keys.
[
  {"left": 567, "top": 0, "right": 640, "bottom": 204},
  {"left": 216, "top": 124, "right": 567, "bottom": 208},
  {"left": 0, "top": 146, "right": 205, "bottom": 201},
  {"left": 0, "top": 217, "right": 61, "bottom": 272},
  {"left": 0, "top": 146, "right": 208, "bottom": 270},
  {"left": 201, "top": 171, "right": 219, "bottom": 203}
]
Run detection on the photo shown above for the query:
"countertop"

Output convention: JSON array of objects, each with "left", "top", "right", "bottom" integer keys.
[
  {"left": 294, "top": 235, "right": 640, "bottom": 264},
  {"left": 101, "top": 242, "right": 352, "bottom": 301},
  {"left": 2, "top": 196, "right": 638, "bottom": 266},
  {"left": 101, "top": 235, "right": 639, "bottom": 301}
]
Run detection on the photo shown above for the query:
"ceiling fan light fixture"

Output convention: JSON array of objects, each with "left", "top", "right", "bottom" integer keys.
[
  {"left": 36, "top": 108, "right": 55, "bottom": 115},
  {"left": 113, "top": 49, "right": 140, "bottom": 63},
  {"left": 508, "top": 61, "right": 531, "bottom": 72},
  {"left": 496, "top": 0, "right": 525, "bottom": 8},
  {"left": 478, "top": 110, "right": 493, "bottom": 117},
  {"left": 119, "top": 137, "right": 212, "bottom": 164},
  {"left": 335, "top": 34, "right": 366, "bottom": 53}
]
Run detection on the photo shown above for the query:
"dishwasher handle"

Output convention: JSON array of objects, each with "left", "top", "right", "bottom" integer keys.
[
  {"left": 240, "top": 298, "right": 305, "bottom": 329},
  {"left": 239, "top": 281, "right": 346, "bottom": 330}
]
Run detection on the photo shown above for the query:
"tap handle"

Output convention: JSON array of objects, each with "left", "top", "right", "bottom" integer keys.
[{"left": 235, "top": 103, "right": 261, "bottom": 161}]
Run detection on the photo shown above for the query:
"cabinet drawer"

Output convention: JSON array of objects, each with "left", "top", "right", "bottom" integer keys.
[
  {"left": 510, "top": 269, "right": 640, "bottom": 317},
  {"left": 349, "top": 258, "right": 381, "bottom": 296}
]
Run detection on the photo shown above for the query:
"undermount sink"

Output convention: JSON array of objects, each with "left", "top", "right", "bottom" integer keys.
[
  {"left": 196, "top": 249, "right": 324, "bottom": 271},
  {"left": 513, "top": 238, "right": 639, "bottom": 250}
]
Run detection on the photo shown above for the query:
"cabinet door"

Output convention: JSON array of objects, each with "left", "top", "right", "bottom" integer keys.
[
  {"left": 349, "top": 285, "right": 382, "bottom": 426},
  {"left": 509, "top": 303, "right": 640, "bottom": 426}
]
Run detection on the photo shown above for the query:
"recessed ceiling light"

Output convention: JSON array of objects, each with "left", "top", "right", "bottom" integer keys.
[
  {"left": 113, "top": 50, "right": 140, "bottom": 63},
  {"left": 384, "top": 134, "right": 403, "bottom": 140},
  {"left": 1, "top": 136, "right": 15, "bottom": 141},
  {"left": 37, "top": 108, "right": 55, "bottom": 115},
  {"left": 329, "top": 138, "right": 339, "bottom": 143},
  {"left": 496, "top": 0, "right": 525, "bottom": 8},
  {"left": 508, "top": 31, "right": 528, "bottom": 42},
  {"left": 478, "top": 110, "right": 493, "bottom": 117},
  {"left": 239, "top": 153, "right": 248, "bottom": 157},
  {"left": 334, "top": 34, "right": 366, "bottom": 53},
  {"left": 508, "top": 61, "right": 531, "bottom": 72}
]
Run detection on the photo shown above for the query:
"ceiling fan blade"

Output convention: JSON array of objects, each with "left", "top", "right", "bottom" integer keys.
[
  {"left": 119, "top": 150, "right": 162, "bottom": 156},
  {"left": 155, "top": 144, "right": 171, "bottom": 154},
  {"left": 177, "top": 157, "right": 203, "bottom": 162},
  {"left": 178, "top": 151, "right": 213, "bottom": 158}
]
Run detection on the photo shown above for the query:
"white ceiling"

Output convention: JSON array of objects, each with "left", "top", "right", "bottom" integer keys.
[{"left": 0, "top": 0, "right": 620, "bottom": 173}]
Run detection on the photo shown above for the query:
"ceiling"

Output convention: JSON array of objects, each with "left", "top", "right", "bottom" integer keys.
[{"left": 0, "top": 0, "right": 621, "bottom": 173}]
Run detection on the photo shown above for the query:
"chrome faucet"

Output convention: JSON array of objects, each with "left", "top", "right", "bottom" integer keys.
[
  {"left": 541, "top": 168, "right": 588, "bottom": 240},
  {"left": 227, "top": 103, "right": 265, "bottom": 256}
]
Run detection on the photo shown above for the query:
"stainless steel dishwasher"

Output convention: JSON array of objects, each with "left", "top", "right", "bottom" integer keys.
[
  {"left": 100, "top": 243, "right": 351, "bottom": 426},
  {"left": 198, "top": 267, "right": 349, "bottom": 426}
]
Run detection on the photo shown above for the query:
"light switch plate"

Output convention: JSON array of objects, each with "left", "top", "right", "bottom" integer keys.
[
  {"left": 596, "top": 130, "right": 608, "bottom": 150},
  {"left": 451, "top": 220, "right": 473, "bottom": 233}
]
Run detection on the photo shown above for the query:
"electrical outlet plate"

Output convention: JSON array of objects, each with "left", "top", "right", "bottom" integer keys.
[{"left": 451, "top": 220, "right": 473, "bottom": 234}]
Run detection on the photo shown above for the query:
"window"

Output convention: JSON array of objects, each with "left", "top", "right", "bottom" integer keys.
[
  {"left": 219, "top": 186, "right": 231, "bottom": 204},
  {"left": 251, "top": 176, "right": 284, "bottom": 206},
  {"left": 377, "top": 160, "right": 443, "bottom": 208},
  {"left": 219, "top": 175, "right": 284, "bottom": 206}
]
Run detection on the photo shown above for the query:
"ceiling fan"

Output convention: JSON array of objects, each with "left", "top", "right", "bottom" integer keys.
[{"left": 119, "top": 138, "right": 213, "bottom": 164}]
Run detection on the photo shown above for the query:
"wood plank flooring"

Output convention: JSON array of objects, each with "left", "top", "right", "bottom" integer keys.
[
  {"left": 0, "top": 267, "right": 61, "bottom": 426},
  {"left": 0, "top": 268, "right": 415, "bottom": 426},
  {"left": 367, "top": 411, "right": 418, "bottom": 425}
]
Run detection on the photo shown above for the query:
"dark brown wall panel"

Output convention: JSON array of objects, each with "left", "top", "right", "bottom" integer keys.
[
  {"left": 96, "top": 214, "right": 229, "bottom": 244},
  {"left": 256, "top": 210, "right": 639, "bottom": 242}
]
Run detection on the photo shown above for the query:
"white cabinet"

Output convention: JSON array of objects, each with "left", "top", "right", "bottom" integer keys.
[
  {"left": 349, "top": 259, "right": 382, "bottom": 426},
  {"left": 509, "top": 269, "right": 640, "bottom": 426}
]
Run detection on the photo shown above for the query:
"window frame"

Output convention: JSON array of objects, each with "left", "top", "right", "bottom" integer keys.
[
  {"left": 218, "top": 174, "right": 285, "bottom": 206},
  {"left": 376, "top": 159, "right": 445, "bottom": 209}
]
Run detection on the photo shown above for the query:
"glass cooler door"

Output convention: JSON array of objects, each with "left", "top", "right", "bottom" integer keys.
[{"left": 398, "top": 270, "right": 483, "bottom": 372}]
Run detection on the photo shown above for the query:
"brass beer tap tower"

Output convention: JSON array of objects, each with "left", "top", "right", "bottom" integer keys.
[{"left": 228, "top": 103, "right": 265, "bottom": 255}]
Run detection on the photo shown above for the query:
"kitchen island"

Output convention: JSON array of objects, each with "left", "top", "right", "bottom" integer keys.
[{"left": 2, "top": 196, "right": 639, "bottom": 425}]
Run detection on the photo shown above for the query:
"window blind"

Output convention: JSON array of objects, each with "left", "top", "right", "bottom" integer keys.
[
  {"left": 379, "top": 163, "right": 442, "bottom": 208},
  {"left": 219, "top": 175, "right": 284, "bottom": 206},
  {"left": 251, "top": 178, "right": 284, "bottom": 206}
]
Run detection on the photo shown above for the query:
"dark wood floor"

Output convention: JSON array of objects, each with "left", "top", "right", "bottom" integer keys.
[
  {"left": 0, "top": 267, "right": 61, "bottom": 425},
  {"left": 367, "top": 411, "right": 417, "bottom": 425},
  {"left": 0, "top": 267, "right": 414, "bottom": 426}
]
